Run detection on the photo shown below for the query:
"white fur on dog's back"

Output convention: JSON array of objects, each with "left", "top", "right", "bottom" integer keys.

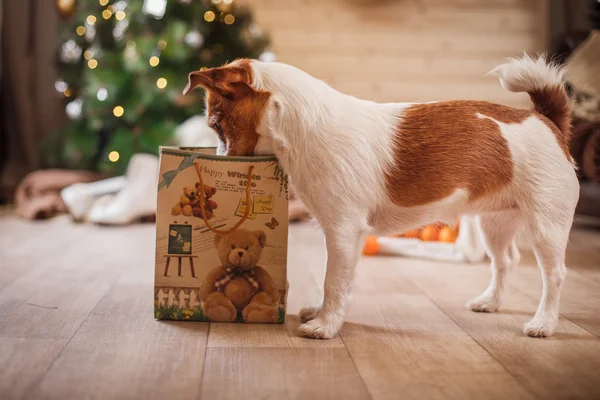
[{"left": 488, "top": 54, "right": 565, "bottom": 93}]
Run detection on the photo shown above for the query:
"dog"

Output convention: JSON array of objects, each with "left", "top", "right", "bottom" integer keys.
[{"left": 182, "top": 55, "right": 579, "bottom": 339}]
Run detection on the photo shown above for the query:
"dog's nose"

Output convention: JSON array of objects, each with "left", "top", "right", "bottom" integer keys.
[{"left": 237, "top": 251, "right": 244, "bottom": 257}]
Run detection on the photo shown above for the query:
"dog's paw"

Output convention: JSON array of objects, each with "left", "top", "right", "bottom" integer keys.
[
  {"left": 299, "top": 304, "right": 322, "bottom": 323},
  {"left": 298, "top": 318, "right": 339, "bottom": 340},
  {"left": 466, "top": 294, "right": 500, "bottom": 313},
  {"left": 523, "top": 317, "right": 557, "bottom": 338}
]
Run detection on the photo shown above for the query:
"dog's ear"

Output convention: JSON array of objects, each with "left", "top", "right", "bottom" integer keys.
[{"left": 183, "top": 65, "right": 253, "bottom": 99}]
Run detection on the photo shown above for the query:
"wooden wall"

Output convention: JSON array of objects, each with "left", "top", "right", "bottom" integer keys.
[{"left": 240, "top": 0, "right": 548, "bottom": 107}]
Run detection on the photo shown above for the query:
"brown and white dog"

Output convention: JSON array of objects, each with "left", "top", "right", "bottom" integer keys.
[{"left": 183, "top": 55, "right": 579, "bottom": 339}]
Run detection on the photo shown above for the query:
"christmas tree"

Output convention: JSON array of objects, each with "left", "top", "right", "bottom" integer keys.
[{"left": 48, "top": 0, "right": 270, "bottom": 174}]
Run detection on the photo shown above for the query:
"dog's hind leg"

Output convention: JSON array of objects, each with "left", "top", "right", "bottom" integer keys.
[
  {"left": 521, "top": 208, "right": 575, "bottom": 337},
  {"left": 467, "top": 210, "right": 524, "bottom": 313}
]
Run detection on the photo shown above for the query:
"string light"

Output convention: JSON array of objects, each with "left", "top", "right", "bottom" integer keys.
[
  {"left": 200, "top": 67, "right": 208, "bottom": 71},
  {"left": 66, "top": 99, "right": 83, "bottom": 119},
  {"left": 156, "top": 78, "right": 167, "bottom": 89},
  {"left": 86, "top": 15, "right": 96, "bottom": 25},
  {"left": 108, "top": 151, "right": 120, "bottom": 162},
  {"left": 76, "top": 26, "right": 86, "bottom": 36},
  {"left": 102, "top": 9, "right": 113, "bottom": 19},
  {"left": 223, "top": 0, "right": 233, "bottom": 4},
  {"left": 64, "top": 88, "right": 72, "bottom": 97},
  {"left": 114, "top": 1, "right": 127, "bottom": 11},
  {"left": 149, "top": 56, "right": 160, "bottom": 67},
  {"left": 211, "top": 0, "right": 222, "bottom": 4},
  {"left": 113, "top": 106, "right": 124, "bottom": 117},
  {"left": 157, "top": 40, "right": 167, "bottom": 50},
  {"left": 55, "top": 81, "right": 68, "bottom": 92},
  {"left": 204, "top": 11, "right": 216, "bottom": 22},
  {"left": 115, "top": 11, "right": 126, "bottom": 20},
  {"left": 84, "top": 50, "right": 94, "bottom": 60},
  {"left": 142, "top": 0, "right": 167, "bottom": 19},
  {"left": 88, "top": 59, "right": 98, "bottom": 69},
  {"left": 99, "top": 0, "right": 109, "bottom": 5},
  {"left": 108, "top": 5, "right": 115, "bottom": 12},
  {"left": 224, "top": 14, "right": 235, "bottom": 24},
  {"left": 97, "top": 88, "right": 108, "bottom": 101}
]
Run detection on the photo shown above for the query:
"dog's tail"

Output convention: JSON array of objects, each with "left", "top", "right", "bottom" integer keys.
[{"left": 488, "top": 54, "right": 571, "bottom": 143}]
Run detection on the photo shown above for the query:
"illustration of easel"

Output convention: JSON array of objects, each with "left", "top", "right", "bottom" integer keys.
[
  {"left": 164, "top": 224, "right": 198, "bottom": 277},
  {"left": 163, "top": 254, "right": 197, "bottom": 277}
]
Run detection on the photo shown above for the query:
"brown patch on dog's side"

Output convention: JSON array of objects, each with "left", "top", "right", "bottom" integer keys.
[
  {"left": 386, "top": 101, "right": 525, "bottom": 207},
  {"left": 183, "top": 59, "right": 271, "bottom": 156},
  {"left": 529, "top": 86, "right": 572, "bottom": 160}
]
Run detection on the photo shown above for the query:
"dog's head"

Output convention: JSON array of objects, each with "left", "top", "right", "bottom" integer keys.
[{"left": 182, "top": 59, "right": 273, "bottom": 156}]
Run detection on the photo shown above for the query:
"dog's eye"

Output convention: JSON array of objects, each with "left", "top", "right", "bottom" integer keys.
[
  {"left": 244, "top": 246, "right": 249, "bottom": 251},
  {"left": 213, "top": 122, "right": 224, "bottom": 137},
  {"left": 231, "top": 244, "right": 236, "bottom": 250}
]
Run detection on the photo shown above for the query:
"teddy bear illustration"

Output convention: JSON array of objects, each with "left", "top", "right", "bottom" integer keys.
[
  {"left": 199, "top": 229, "right": 280, "bottom": 323},
  {"left": 171, "top": 184, "right": 217, "bottom": 219}
]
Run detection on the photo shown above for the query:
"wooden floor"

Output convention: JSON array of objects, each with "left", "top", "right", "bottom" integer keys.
[{"left": 1, "top": 213, "right": 600, "bottom": 400}]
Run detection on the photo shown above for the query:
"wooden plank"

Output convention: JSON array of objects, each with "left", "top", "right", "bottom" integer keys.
[
  {"left": 200, "top": 347, "right": 371, "bottom": 400},
  {"left": 0, "top": 216, "right": 80, "bottom": 290},
  {"left": 277, "top": 54, "right": 511, "bottom": 82},
  {"left": 0, "top": 217, "right": 159, "bottom": 398},
  {"left": 0, "top": 220, "right": 152, "bottom": 339},
  {"left": 270, "top": 29, "right": 540, "bottom": 56},
  {"left": 24, "top": 225, "right": 209, "bottom": 400},
  {"left": 0, "top": 338, "right": 66, "bottom": 399},
  {"left": 338, "top": 256, "right": 533, "bottom": 399},
  {"left": 28, "top": 323, "right": 207, "bottom": 400},
  {"left": 208, "top": 315, "right": 345, "bottom": 348},
  {"left": 398, "top": 258, "right": 600, "bottom": 400},
  {"left": 253, "top": 6, "right": 538, "bottom": 35}
]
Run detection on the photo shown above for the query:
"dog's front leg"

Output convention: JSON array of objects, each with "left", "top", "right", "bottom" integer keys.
[{"left": 298, "top": 225, "right": 366, "bottom": 339}]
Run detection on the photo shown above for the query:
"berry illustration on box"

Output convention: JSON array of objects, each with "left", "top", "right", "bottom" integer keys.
[{"left": 154, "top": 147, "right": 289, "bottom": 324}]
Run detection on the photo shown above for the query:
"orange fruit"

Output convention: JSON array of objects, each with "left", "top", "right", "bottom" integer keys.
[
  {"left": 362, "top": 236, "right": 381, "bottom": 255},
  {"left": 439, "top": 226, "right": 458, "bottom": 243},
  {"left": 420, "top": 225, "right": 439, "bottom": 241}
]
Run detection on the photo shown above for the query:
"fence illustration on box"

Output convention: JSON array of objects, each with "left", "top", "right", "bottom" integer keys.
[
  {"left": 154, "top": 287, "right": 207, "bottom": 321},
  {"left": 154, "top": 286, "right": 286, "bottom": 322}
]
